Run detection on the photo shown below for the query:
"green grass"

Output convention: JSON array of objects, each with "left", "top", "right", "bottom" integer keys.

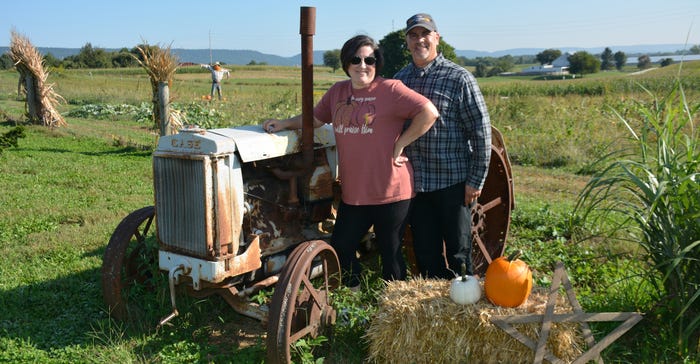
[
  {"left": 0, "top": 123, "right": 153, "bottom": 362},
  {"left": 1, "top": 62, "right": 699, "bottom": 363}
]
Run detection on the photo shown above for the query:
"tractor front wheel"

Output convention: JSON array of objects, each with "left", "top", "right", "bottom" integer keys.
[{"left": 101, "top": 206, "right": 158, "bottom": 321}]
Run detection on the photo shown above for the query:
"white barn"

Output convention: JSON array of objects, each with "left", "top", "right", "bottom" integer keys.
[{"left": 519, "top": 52, "right": 572, "bottom": 75}]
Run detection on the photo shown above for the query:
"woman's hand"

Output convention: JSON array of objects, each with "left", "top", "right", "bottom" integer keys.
[
  {"left": 393, "top": 145, "right": 408, "bottom": 167},
  {"left": 262, "top": 115, "right": 313, "bottom": 133},
  {"left": 262, "top": 119, "right": 282, "bottom": 133},
  {"left": 393, "top": 155, "right": 409, "bottom": 167}
]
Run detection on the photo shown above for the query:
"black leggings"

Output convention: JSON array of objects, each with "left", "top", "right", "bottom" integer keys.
[{"left": 331, "top": 199, "right": 411, "bottom": 287}]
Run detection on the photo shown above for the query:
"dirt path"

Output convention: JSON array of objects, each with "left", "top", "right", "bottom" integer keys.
[{"left": 628, "top": 67, "right": 657, "bottom": 76}]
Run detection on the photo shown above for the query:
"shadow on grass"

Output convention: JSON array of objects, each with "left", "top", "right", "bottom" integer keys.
[
  {"left": 11, "top": 146, "right": 153, "bottom": 158},
  {"left": 0, "top": 244, "right": 268, "bottom": 361},
  {"left": 0, "top": 252, "right": 108, "bottom": 350}
]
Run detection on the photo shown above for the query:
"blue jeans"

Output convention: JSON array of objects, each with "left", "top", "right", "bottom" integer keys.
[
  {"left": 210, "top": 82, "right": 222, "bottom": 100},
  {"left": 409, "top": 182, "right": 474, "bottom": 279}
]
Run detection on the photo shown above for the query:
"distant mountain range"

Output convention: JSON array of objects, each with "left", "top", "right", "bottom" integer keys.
[
  {"left": 0, "top": 47, "right": 326, "bottom": 66},
  {"left": 1, "top": 44, "right": 693, "bottom": 66},
  {"left": 454, "top": 44, "right": 694, "bottom": 58}
]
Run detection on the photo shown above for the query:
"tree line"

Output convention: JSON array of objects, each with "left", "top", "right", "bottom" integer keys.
[
  {"left": 0, "top": 43, "right": 162, "bottom": 70},
  {"left": 323, "top": 30, "right": 700, "bottom": 77},
  {"left": 2, "top": 37, "right": 698, "bottom": 76}
]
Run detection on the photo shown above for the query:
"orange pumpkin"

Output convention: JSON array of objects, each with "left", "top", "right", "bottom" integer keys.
[{"left": 484, "top": 250, "right": 533, "bottom": 307}]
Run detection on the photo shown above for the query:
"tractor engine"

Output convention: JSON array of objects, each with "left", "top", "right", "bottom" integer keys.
[{"left": 152, "top": 124, "right": 337, "bottom": 289}]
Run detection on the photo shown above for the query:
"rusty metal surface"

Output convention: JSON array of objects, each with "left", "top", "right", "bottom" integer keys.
[
  {"left": 213, "top": 158, "right": 234, "bottom": 257},
  {"left": 242, "top": 148, "right": 336, "bottom": 256},
  {"left": 158, "top": 235, "right": 262, "bottom": 289},
  {"left": 266, "top": 240, "right": 340, "bottom": 364},
  {"left": 218, "top": 286, "right": 271, "bottom": 322},
  {"left": 228, "top": 235, "right": 262, "bottom": 275},
  {"left": 491, "top": 126, "right": 515, "bottom": 210},
  {"left": 470, "top": 129, "right": 515, "bottom": 275},
  {"left": 300, "top": 6, "right": 316, "bottom": 169},
  {"left": 102, "top": 206, "right": 156, "bottom": 320}
]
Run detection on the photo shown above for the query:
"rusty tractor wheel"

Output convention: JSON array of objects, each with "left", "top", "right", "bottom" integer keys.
[
  {"left": 266, "top": 240, "right": 341, "bottom": 364},
  {"left": 101, "top": 206, "right": 158, "bottom": 321},
  {"left": 471, "top": 126, "right": 515, "bottom": 275}
]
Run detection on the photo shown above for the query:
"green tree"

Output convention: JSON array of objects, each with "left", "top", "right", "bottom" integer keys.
[
  {"left": 323, "top": 49, "right": 341, "bottom": 72},
  {"left": 462, "top": 56, "right": 492, "bottom": 68},
  {"left": 614, "top": 51, "right": 627, "bottom": 71},
  {"left": 474, "top": 62, "right": 488, "bottom": 78},
  {"left": 536, "top": 48, "right": 561, "bottom": 65},
  {"left": 690, "top": 44, "right": 700, "bottom": 54},
  {"left": 637, "top": 54, "right": 652, "bottom": 69},
  {"left": 494, "top": 55, "right": 515, "bottom": 73},
  {"left": 43, "top": 52, "right": 61, "bottom": 68},
  {"left": 111, "top": 48, "right": 137, "bottom": 68},
  {"left": 660, "top": 58, "right": 674, "bottom": 67},
  {"left": 79, "top": 43, "right": 110, "bottom": 68},
  {"left": 438, "top": 39, "right": 457, "bottom": 63},
  {"left": 378, "top": 30, "right": 411, "bottom": 78},
  {"left": 130, "top": 43, "right": 160, "bottom": 64},
  {"left": 0, "top": 53, "right": 14, "bottom": 70},
  {"left": 567, "top": 51, "right": 600, "bottom": 75},
  {"left": 486, "top": 67, "right": 502, "bottom": 77},
  {"left": 483, "top": 55, "right": 515, "bottom": 77},
  {"left": 600, "top": 47, "right": 614, "bottom": 71},
  {"left": 63, "top": 43, "right": 111, "bottom": 68}
]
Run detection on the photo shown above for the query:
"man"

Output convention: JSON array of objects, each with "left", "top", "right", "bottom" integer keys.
[
  {"left": 200, "top": 61, "right": 230, "bottom": 100},
  {"left": 394, "top": 13, "right": 491, "bottom": 278}
]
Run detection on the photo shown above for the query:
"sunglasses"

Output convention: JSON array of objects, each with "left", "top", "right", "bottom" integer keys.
[{"left": 350, "top": 56, "right": 377, "bottom": 66}]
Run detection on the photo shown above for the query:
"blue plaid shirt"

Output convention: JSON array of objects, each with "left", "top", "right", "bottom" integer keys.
[{"left": 395, "top": 54, "right": 491, "bottom": 192}]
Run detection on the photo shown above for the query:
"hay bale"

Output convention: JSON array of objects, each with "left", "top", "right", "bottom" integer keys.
[{"left": 364, "top": 278, "right": 583, "bottom": 363}]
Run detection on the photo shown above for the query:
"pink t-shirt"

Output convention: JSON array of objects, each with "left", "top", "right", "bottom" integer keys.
[{"left": 314, "top": 77, "right": 430, "bottom": 205}]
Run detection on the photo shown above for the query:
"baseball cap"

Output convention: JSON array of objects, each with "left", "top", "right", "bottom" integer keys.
[{"left": 405, "top": 13, "right": 437, "bottom": 32}]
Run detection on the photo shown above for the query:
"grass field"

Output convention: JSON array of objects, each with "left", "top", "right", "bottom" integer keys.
[{"left": 0, "top": 61, "right": 698, "bottom": 363}]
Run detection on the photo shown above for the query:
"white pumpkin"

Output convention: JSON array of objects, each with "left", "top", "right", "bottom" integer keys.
[{"left": 449, "top": 263, "right": 481, "bottom": 305}]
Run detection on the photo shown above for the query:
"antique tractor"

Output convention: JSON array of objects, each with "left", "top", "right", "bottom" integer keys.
[{"left": 100, "top": 7, "right": 514, "bottom": 364}]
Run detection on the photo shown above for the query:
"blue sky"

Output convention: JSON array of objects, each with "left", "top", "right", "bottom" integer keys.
[{"left": 2, "top": 0, "right": 699, "bottom": 56}]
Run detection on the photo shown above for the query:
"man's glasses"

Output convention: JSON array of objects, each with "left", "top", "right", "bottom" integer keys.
[{"left": 350, "top": 56, "right": 376, "bottom": 66}]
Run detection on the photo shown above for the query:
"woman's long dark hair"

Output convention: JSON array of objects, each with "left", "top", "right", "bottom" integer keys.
[{"left": 340, "top": 35, "right": 384, "bottom": 77}]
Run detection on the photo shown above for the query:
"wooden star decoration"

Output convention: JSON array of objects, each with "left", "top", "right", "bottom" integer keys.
[{"left": 490, "top": 261, "right": 643, "bottom": 364}]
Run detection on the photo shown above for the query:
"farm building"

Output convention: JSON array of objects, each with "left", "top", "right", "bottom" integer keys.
[{"left": 519, "top": 52, "right": 572, "bottom": 75}]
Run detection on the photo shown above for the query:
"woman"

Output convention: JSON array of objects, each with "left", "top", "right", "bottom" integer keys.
[{"left": 263, "top": 35, "right": 438, "bottom": 287}]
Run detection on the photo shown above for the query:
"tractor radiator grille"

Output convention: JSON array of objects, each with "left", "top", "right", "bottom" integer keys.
[{"left": 153, "top": 155, "right": 212, "bottom": 259}]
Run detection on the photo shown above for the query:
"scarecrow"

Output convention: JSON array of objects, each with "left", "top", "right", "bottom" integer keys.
[{"left": 200, "top": 61, "right": 230, "bottom": 100}]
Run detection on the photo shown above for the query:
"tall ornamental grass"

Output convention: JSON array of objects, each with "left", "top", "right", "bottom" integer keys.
[{"left": 573, "top": 79, "right": 699, "bottom": 357}]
